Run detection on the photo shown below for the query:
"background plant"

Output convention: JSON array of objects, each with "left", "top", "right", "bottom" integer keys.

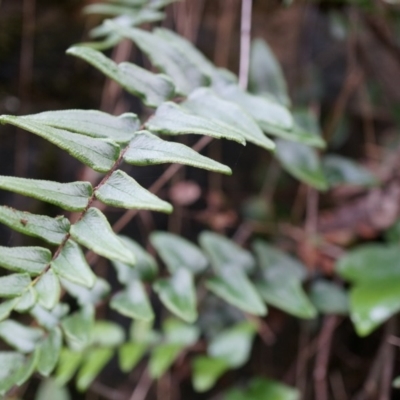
[{"left": 1, "top": 0, "right": 400, "bottom": 399}]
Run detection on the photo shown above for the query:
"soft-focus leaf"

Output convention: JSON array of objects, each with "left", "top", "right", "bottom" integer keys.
[
  {"left": 70, "top": 208, "right": 135, "bottom": 265},
  {"left": 68, "top": 47, "right": 175, "bottom": 108},
  {"left": 206, "top": 268, "right": 267, "bottom": 316},
  {"left": 61, "top": 278, "right": 110, "bottom": 307},
  {"left": 336, "top": 244, "right": 400, "bottom": 283},
  {"left": 0, "top": 273, "right": 31, "bottom": 298},
  {"left": 163, "top": 318, "right": 199, "bottom": 346},
  {"left": 224, "top": 377, "right": 300, "bottom": 400},
  {"left": 13, "top": 347, "right": 40, "bottom": 386},
  {"left": 208, "top": 322, "right": 256, "bottom": 368},
  {"left": 0, "top": 320, "right": 43, "bottom": 353},
  {"left": 113, "top": 236, "right": 158, "bottom": 282},
  {"left": 0, "top": 115, "right": 120, "bottom": 173},
  {"left": 323, "top": 155, "right": 377, "bottom": 188},
  {"left": 310, "top": 280, "right": 349, "bottom": 315},
  {"left": 111, "top": 280, "right": 154, "bottom": 321},
  {"left": 76, "top": 348, "right": 113, "bottom": 391},
  {"left": 14, "top": 287, "right": 37, "bottom": 312},
  {"left": 183, "top": 88, "right": 275, "bottom": 151},
  {"left": 90, "top": 321, "right": 125, "bottom": 348},
  {"left": 0, "top": 176, "right": 91, "bottom": 211},
  {"left": 51, "top": 240, "right": 96, "bottom": 288},
  {"left": 108, "top": 24, "right": 208, "bottom": 95},
  {"left": 145, "top": 102, "right": 245, "bottom": 144},
  {"left": 249, "top": 38, "right": 290, "bottom": 106},
  {"left": 154, "top": 269, "right": 197, "bottom": 322},
  {"left": 0, "top": 352, "right": 25, "bottom": 395},
  {"left": 37, "top": 327, "right": 62, "bottom": 376},
  {"left": 257, "top": 278, "right": 316, "bottom": 319},
  {"left": 96, "top": 170, "right": 172, "bottom": 213},
  {"left": 192, "top": 356, "right": 229, "bottom": 392},
  {"left": 35, "top": 379, "right": 71, "bottom": 400},
  {"left": 148, "top": 343, "right": 183, "bottom": 379},
  {"left": 84, "top": 3, "right": 149, "bottom": 16},
  {"left": 214, "top": 84, "right": 293, "bottom": 132},
  {"left": 124, "top": 131, "right": 232, "bottom": 174},
  {"left": 275, "top": 140, "right": 328, "bottom": 190},
  {"left": 154, "top": 28, "right": 214, "bottom": 77},
  {"left": 199, "top": 231, "right": 255, "bottom": 274},
  {"left": 0, "top": 206, "right": 70, "bottom": 245},
  {"left": 26, "top": 108, "right": 140, "bottom": 144},
  {"left": 55, "top": 348, "right": 83, "bottom": 386},
  {"left": 150, "top": 231, "right": 208, "bottom": 274},
  {"left": 337, "top": 244, "right": 400, "bottom": 335},
  {"left": 0, "top": 246, "right": 50, "bottom": 275},
  {"left": 119, "top": 342, "right": 148, "bottom": 372},
  {"left": 36, "top": 269, "right": 61, "bottom": 310},
  {"left": 31, "top": 304, "right": 70, "bottom": 331},
  {"left": 0, "top": 299, "right": 19, "bottom": 321},
  {"left": 61, "top": 308, "right": 94, "bottom": 351}
]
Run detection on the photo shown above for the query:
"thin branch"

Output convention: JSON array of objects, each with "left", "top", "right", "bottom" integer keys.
[{"left": 239, "top": 0, "right": 253, "bottom": 90}]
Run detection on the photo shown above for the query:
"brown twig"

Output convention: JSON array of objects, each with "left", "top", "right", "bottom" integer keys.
[{"left": 129, "top": 368, "right": 153, "bottom": 400}]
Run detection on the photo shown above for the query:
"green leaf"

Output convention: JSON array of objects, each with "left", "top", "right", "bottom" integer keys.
[
  {"left": 113, "top": 236, "right": 158, "bottom": 282},
  {"left": 393, "top": 376, "right": 400, "bottom": 388},
  {"left": 55, "top": 348, "right": 83, "bottom": 386},
  {"left": 124, "top": 131, "right": 232, "bottom": 174},
  {"left": 322, "top": 155, "right": 377, "bottom": 188},
  {"left": 0, "top": 206, "right": 70, "bottom": 245},
  {"left": 148, "top": 343, "right": 183, "bottom": 379},
  {"left": 153, "top": 269, "right": 197, "bottom": 322},
  {"left": 336, "top": 244, "right": 400, "bottom": 283},
  {"left": 150, "top": 231, "right": 208, "bottom": 274},
  {"left": 192, "top": 356, "right": 229, "bottom": 392},
  {"left": 76, "top": 348, "right": 113, "bottom": 391},
  {"left": 14, "top": 287, "right": 37, "bottom": 312},
  {"left": 0, "top": 299, "right": 19, "bottom": 322},
  {"left": 51, "top": 240, "right": 96, "bottom": 288},
  {"left": 0, "top": 320, "right": 43, "bottom": 353},
  {"left": 119, "top": 342, "right": 148, "bottom": 372},
  {"left": 146, "top": 102, "right": 245, "bottom": 144},
  {"left": 26, "top": 108, "right": 140, "bottom": 144},
  {"left": 0, "top": 245, "right": 51, "bottom": 275},
  {"left": 183, "top": 88, "right": 275, "bottom": 151},
  {"left": 0, "top": 273, "right": 31, "bottom": 298},
  {"left": 110, "top": 280, "right": 154, "bottom": 321},
  {"left": 107, "top": 24, "right": 208, "bottom": 95},
  {"left": 61, "top": 278, "right": 110, "bottom": 307},
  {"left": 13, "top": 347, "right": 40, "bottom": 386},
  {"left": 90, "top": 321, "right": 125, "bottom": 347},
  {"left": 35, "top": 379, "right": 71, "bottom": 400},
  {"left": 253, "top": 241, "right": 314, "bottom": 318},
  {"left": 31, "top": 304, "right": 70, "bottom": 331},
  {"left": 214, "top": 84, "right": 293, "bottom": 132},
  {"left": 257, "top": 278, "right": 316, "bottom": 319},
  {"left": 309, "top": 280, "right": 349, "bottom": 315},
  {"left": 95, "top": 170, "right": 172, "bottom": 213},
  {"left": 154, "top": 28, "right": 214, "bottom": 78},
  {"left": 61, "top": 308, "right": 94, "bottom": 351},
  {"left": 37, "top": 327, "right": 62, "bottom": 376},
  {"left": 253, "top": 240, "right": 307, "bottom": 281},
  {"left": 35, "top": 269, "right": 61, "bottom": 309},
  {"left": 67, "top": 46, "right": 175, "bottom": 108},
  {"left": 84, "top": 3, "right": 150, "bottom": 16},
  {"left": 199, "top": 231, "right": 255, "bottom": 274},
  {"left": 70, "top": 208, "right": 135, "bottom": 265},
  {"left": 275, "top": 140, "right": 328, "bottom": 190},
  {"left": 0, "top": 352, "right": 25, "bottom": 395},
  {"left": 249, "top": 38, "right": 290, "bottom": 106},
  {"left": 224, "top": 377, "right": 300, "bottom": 400},
  {"left": 208, "top": 322, "right": 256, "bottom": 368},
  {"left": 0, "top": 115, "right": 120, "bottom": 173},
  {"left": 206, "top": 268, "right": 267, "bottom": 316},
  {"left": 0, "top": 176, "right": 91, "bottom": 211},
  {"left": 163, "top": 318, "right": 199, "bottom": 346}
]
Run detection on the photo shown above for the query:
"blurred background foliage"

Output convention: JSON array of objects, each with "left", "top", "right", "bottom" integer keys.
[{"left": 2, "top": 0, "right": 400, "bottom": 399}]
